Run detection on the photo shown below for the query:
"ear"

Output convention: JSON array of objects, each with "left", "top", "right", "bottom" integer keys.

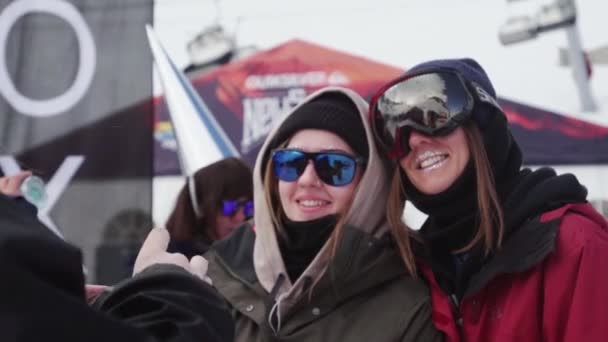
[{"left": 188, "top": 175, "right": 204, "bottom": 219}]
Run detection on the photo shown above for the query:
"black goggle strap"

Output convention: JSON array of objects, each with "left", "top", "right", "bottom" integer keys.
[{"left": 469, "top": 81, "right": 502, "bottom": 112}]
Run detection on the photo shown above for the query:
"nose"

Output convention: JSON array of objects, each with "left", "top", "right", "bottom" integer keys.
[
  {"left": 297, "top": 160, "right": 322, "bottom": 187},
  {"left": 408, "top": 130, "right": 433, "bottom": 151}
]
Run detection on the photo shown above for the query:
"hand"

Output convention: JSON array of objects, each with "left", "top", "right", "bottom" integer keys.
[
  {"left": 133, "top": 228, "right": 211, "bottom": 283},
  {"left": 85, "top": 284, "right": 111, "bottom": 304},
  {"left": 0, "top": 171, "right": 32, "bottom": 197}
]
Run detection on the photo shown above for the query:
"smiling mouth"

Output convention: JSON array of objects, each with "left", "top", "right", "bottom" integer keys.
[
  {"left": 416, "top": 151, "right": 449, "bottom": 170},
  {"left": 297, "top": 199, "right": 330, "bottom": 208}
]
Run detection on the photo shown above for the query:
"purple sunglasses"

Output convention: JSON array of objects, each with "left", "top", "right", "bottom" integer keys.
[{"left": 222, "top": 199, "right": 254, "bottom": 218}]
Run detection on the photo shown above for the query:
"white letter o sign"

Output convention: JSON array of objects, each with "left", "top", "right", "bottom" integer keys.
[{"left": 0, "top": 0, "right": 96, "bottom": 117}]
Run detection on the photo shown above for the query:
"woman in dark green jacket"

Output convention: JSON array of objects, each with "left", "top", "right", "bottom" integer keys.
[{"left": 205, "top": 87, "right": 443, "bottom": 341}]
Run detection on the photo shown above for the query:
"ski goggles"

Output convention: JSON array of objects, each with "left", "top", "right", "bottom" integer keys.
[
  {"left": 221, "top": 199, "right": 254, "bottom": 218},
  {"left": 271, "top": 148, "right": 366, "bottom": 187},
  {"left": 370, "top": 70, "right": 501, "bottom": 159}
]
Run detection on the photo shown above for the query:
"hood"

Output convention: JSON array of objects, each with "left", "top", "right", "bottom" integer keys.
[{"left": 252, "top": 87, "right": 392, "bottom": 300}]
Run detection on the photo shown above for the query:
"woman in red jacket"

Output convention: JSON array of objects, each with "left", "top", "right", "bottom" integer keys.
[{"left": 368, "top": 57, "right": 608, "bottom": 341}]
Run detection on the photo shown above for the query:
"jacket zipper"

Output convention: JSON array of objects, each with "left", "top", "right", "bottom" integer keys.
[{"left": 449, "top": 294, "right": 463, "bottom": 327}]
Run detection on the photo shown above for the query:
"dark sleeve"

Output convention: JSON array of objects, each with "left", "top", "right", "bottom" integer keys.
[
  {"left": 10, "top": 196, "right": 38, "bottom": 216},
  {"left": 93, "top": 264, "right": 235, "bottom": 342},
  {"left": 0, "top": 195, "right": 148, "bottom": 342},
  {"left": 0, "top": 195, "right": 234, "bottom": 342}
]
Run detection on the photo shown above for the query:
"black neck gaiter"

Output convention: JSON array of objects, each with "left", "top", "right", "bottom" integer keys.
[
  {"left": 406, "top": 161, "right": 478, "bottom": 253},
  {"left": 278, "top": 215, "right": 337, "bottom": 283}
]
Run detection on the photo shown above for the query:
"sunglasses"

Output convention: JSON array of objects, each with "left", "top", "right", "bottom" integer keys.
[
  {"left": 271, "top": 148, "right": 365, "bottom": 187},
  {"left": 370, "top": 70, "right": 501, "bottom": 159},
  {"left": 222, "top": 199, "right": 254, "bottom": 218}
]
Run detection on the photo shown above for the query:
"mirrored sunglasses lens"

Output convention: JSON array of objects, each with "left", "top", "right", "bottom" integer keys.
[
  {"left": 314, "top": 153, "right": 357, "bottom": 186},
  {"left": 222, "top": 200, "right": 238, "bottom": 216},
  {"left": 222, "top": 200, "right": 254, "bottom": 217},
  {"left": 244, "top": 201, "right": 254, "bottom": 217},
  {"left": 272, "top": 150, "right": 307, "bottom": 182}
]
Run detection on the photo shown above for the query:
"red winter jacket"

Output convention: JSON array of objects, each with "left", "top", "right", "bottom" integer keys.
[{"left": 421, "top": 203, "right": 608, "bottom": 342}]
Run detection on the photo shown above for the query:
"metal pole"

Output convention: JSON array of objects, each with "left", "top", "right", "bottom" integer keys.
[{"left": 561, "top": 0, "right": 597, "bottom": 112}]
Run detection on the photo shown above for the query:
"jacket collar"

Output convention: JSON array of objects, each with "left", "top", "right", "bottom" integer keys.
[
  {"left": 208, "top": 223, "right": 406, "bottom": 325},
  {"left": 463, "top": 213, "right": 559, "bottom": 296},
  {"left": 419, "top": 204, "right": 596, "bottom": 298}
]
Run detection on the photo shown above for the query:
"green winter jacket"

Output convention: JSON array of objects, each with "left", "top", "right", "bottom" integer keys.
[{"left": 207, "top": 223, "right": 442, "bottom": 341}]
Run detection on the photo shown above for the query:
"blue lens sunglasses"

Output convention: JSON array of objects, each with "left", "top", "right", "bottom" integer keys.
[
  {"left": 271, "top": 148, "right": 366, "bottom": 187},
  {"left": 222, "top": 199, "right": 254, "bottom": 218}
]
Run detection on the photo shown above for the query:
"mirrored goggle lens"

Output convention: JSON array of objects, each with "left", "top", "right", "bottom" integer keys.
[
  {"left": 272, "top": 149, "right": 360, "bottom": 187},
  {"left": 374, "top": 72, "right": 472, "bottom": 152}
]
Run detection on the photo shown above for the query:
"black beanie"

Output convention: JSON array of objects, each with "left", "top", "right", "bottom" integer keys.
[
  {"left": 405, "top": 58, "right": 522, "bottom": 180},
  {"left": 267, "top": 91, "right": 369, "bottom": 159}
]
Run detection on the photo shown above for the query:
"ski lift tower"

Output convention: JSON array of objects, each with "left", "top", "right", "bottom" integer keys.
[{"left": 498, "top": 0, "right": 598, "bottom": 113}]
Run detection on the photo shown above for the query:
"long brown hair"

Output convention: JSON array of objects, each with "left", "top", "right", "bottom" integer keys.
[
  {"left": 387, "top": 121, "right": 505, "bottom": 272},
  {"left": 166, "top": 157, "right": 253, "bottom": 242}
]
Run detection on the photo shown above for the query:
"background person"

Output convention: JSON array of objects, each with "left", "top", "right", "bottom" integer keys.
[{"left": 166, "top": 157, "right": 253, "bottom": 258}]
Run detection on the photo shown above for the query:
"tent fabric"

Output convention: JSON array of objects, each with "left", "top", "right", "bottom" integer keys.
[
  {"left": 502, "top": 98, "right": 608, "bottom": 165},
  {"left": 154, "top": 39, "right": 403, "bottom": 174},
  {"left": 153, "top": 39, "right": 608, "bottom": 175}
]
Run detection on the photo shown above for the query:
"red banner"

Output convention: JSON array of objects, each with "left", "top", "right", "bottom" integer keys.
[
  {"left": 154, "top": 39, "right": 402, "bottom": 174},
  {"left": 154, "top": 39, "right": 608, "bottom": 175}
]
